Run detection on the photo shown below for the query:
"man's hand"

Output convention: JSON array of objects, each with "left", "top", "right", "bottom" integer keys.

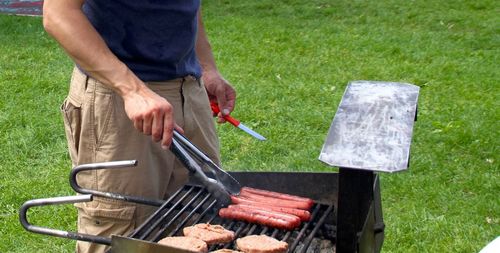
[
  {"left": 122, "top": 84, "right": 181, "bottom": 149},
  {"left": 203, "top": 70, "right": 236, "bottom": 123}
]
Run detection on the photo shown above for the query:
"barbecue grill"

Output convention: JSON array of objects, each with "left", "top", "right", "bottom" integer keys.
[{"left": 20, "top": 81, "right": 419, "bottom": 253}]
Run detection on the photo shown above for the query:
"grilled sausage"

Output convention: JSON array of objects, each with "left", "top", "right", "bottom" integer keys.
[
  {"left": 229, "top": 205, "right": 301, "bottom": 226},
  {"left": 219, "top": 206, "right": 301, "bottom": 230},
  {"left": 228, "top": 204, "right": 311, "bottom": 222},
  {"left": 241, "top": 187, "right": 314, "bottom": 207},
  {"left": 232, "top": 194, "right": 312, "bottom": 210}
]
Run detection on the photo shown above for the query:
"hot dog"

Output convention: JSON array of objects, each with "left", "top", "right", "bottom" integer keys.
[
  {"left": 233, "top": 193, "right": 312, "bottom": 210},
  {"left": 228, "top": 204, "right": 311, "bottom": 222},
  {"left": 229, "top": 204, "right": 301, "bottom": 226},
  {"left": 240, "top": 187, "right": 314, "bottom": 205},
  {"left": 218, "top": 206, "right": 300, "bottom": 230}
]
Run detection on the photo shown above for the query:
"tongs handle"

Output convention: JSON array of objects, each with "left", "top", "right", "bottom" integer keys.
[
  {"left": 172, "top": 130, "right": 241, "bottom": 195},
  {"left": 170, "top": 138, "right": 207, "bottom": 177},
  {"left": 170, "top": 132, "right": 231, "bottom": 207},
  {"left": 173, "top": 130, "right": 218, "bottom": 169}
]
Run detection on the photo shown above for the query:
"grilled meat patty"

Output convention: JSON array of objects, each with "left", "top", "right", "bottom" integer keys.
[
  {"left": 158, "top": 236, "right": 208, "bottom": 253},
  {"left": 183, "top": 223, "right": 235, "bottom": 244},
  {"left": 236, "top": 235, "right": 288, "bottom": 253},
  {"left": 211, "top": 249, "right": 244, "bottom": 253}
]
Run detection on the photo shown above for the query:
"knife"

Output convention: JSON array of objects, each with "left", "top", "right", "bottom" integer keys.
[{"left": 210, "top": 101, "right": 266, "bottom": 141}]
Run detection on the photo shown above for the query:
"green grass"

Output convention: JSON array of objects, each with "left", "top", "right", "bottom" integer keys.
[{"left": 1, "top": 0, "right": 499, "bottom": 252}]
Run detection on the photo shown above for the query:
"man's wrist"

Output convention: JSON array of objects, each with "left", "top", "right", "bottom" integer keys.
[{"left": 109, "top": 66, "right": 146, "bottom": 98}]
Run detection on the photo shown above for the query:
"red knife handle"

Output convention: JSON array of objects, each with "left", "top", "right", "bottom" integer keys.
[
  {"left": 210, "top": 101, "right": 240, "bottom": 127},
  {"left": 210, "top": 101, "right": 221, "bottom": 115},
  {"left": 223, "top": 115, "right": 240, "bottom": 127}
]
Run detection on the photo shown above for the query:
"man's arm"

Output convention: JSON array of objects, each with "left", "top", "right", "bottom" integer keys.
[
  {"left": 195, "top": 9, "right": 236, "bottom": 122},
  {"left": 43, "top": 0, "right": 176, "bottom": 149}
]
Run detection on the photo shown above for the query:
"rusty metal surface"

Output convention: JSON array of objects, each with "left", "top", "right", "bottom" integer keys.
[{"left": 319, "top": 81, "right": 419, "bottom": 173}]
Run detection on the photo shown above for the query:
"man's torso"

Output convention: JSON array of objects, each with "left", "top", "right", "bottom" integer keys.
[{"left": 83, "top": 0, "right": 202, "bottom": 81}]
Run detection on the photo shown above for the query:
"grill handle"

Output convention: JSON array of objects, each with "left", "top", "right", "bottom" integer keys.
[
  {"left": 19, "top": 195, "right": 112, "bottom": 245},
  {"left": 69, "top": 160, "right": 164, "bottom": 207}
]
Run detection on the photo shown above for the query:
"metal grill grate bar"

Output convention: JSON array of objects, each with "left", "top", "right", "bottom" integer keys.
[
  {"left": 139, "top": 186, "right": 196, "bottom": 240},
  {"left": 260, "top": 227, "right": 269, "bottom": 235},
  {"left": 206, "top": 211, "right": 218, "bottom": 223},
  {"left": 129, "top": 185, "right": 185, "bottom": 238},
  {"left": 191, "top": 199, "right": 218, "bottom": 224},
  {"left": 167, "top": 193, "right": 213, "bottom": 236},
  {"left": 298, "top": 205, "right": 334, "bottom": 253},
  {"left": 288, "top": 204, "right": 322, "bottom": 252},
  {"left": 152, "top": 188, "right": 208, "bottom": 242},
  {"left": 246, "top": 224, "right": 258, "bottom": 236},
  {"left": 271, "top": 229, "right": 279, "bottom": 238},
  {"left": 282, "top": 230, "right": 292, "bottom": 242}
]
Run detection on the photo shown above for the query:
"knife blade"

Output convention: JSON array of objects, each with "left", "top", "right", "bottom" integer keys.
[{"left": 210, "top": 101, "right": 266, "bottom": 141}]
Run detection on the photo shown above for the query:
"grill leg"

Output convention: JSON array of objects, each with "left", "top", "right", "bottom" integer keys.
[{"left": 336, "top": 168, "right": 375, "bottom": 253}]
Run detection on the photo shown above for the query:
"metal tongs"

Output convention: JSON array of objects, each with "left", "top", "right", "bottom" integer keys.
[{"left": 170, "top": 130, "right": 240, "bottom": 207}]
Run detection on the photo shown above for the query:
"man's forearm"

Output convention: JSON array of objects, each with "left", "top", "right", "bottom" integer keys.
[
  {"left": 194, "top": 9, "right": 236, "bottom": 118},
  {"left": 195, "top": 9, "right": 219, "bottom": 74},
  {"left": 43, "top": 0, "right": 144, "bottom": 97}
]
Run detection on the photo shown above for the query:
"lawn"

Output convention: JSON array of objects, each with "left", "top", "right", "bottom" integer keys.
[{"left": 0, "top": 0, "right": 498, "bottom": 252}]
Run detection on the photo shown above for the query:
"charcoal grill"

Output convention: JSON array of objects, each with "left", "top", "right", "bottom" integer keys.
[
  {"left": 20, "top": 165, "right": 346, "bottom": 253},
  {"left": 20, "top": 81, "right": 419, "bottom": 253}
]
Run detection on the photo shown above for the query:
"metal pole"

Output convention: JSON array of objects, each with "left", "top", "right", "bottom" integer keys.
[{"left": 336, "top": 168, "right": 374, "bottom": 253}]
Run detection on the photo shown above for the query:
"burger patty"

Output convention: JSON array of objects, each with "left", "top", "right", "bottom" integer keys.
[
  {"left": 236, "top": 235, "right": 288, "bottom": 253},
  {"left": 157, "top": 236, "right": 208, "bottom": 253},
  {"left": 183, "top": 223, "right": 235, "bottom": 244},
  {"left": 210, "top": 249, "right": 244, "bottom": 253}
]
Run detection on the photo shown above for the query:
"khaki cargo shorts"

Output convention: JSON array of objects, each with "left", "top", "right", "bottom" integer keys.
[{"left": 61, "top": 67, "right": 220, "bottom": 253}]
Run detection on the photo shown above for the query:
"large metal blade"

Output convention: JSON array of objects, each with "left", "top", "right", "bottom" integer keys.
[{"left": 319, "top": 81, "right": 420, "bottom": 173}]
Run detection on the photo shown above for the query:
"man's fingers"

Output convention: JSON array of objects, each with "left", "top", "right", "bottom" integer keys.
[
  {"left": 151, "top": 110, "right": 163, "bottom": 142},
  {"left": 174, "top": 124, "right": 184, "bottom": 135},
  {"left": 143, "top": 113, "right": 153, "bottom": 135},
  {"left": 216, "top": 83, "right": 236, "bottom": 116},
  {"left": 216, "top": 90, "right": 228, "bottom": 115},
  {"left": 161, "top": 108, "right": 174, "bottom": 150},
  {"left": 134, "top": 118, "right": 143, "bottom": 133},
  {"left": 217, "top": 112, "right": 225, "bottom": 123}
]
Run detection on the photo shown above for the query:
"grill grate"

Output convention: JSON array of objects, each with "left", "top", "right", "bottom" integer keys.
[{"left": 129, "top": 184, "right": 336, "bottom": 252}]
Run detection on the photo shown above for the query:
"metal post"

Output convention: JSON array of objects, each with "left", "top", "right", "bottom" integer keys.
[{"left": 336, "top": 168, "right": 374, "bottom": 253}]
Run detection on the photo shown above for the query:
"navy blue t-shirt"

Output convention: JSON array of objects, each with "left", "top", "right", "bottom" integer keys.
[{"left": 83, "top": 0, "right": 201, "bottom": 81}]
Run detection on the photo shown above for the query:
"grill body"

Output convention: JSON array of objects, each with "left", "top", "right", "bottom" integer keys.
[
  {"left": 19, "top": 169, "right": 383, "bottom": 252},
  {"left": 126, "top": 171, "right": 383, "bottom": 253}
]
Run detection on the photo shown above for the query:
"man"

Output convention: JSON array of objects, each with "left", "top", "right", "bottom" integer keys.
[{"left": 42, "top": 1, "right": 236, "bottom": 252}]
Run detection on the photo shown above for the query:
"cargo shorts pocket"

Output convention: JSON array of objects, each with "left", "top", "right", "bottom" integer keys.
[
  {"left": 61, "top": 96, "right": 82, "bottom": 162},
  {"left": 76, "top": 200, "right": 136, "bottom": 237}
]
